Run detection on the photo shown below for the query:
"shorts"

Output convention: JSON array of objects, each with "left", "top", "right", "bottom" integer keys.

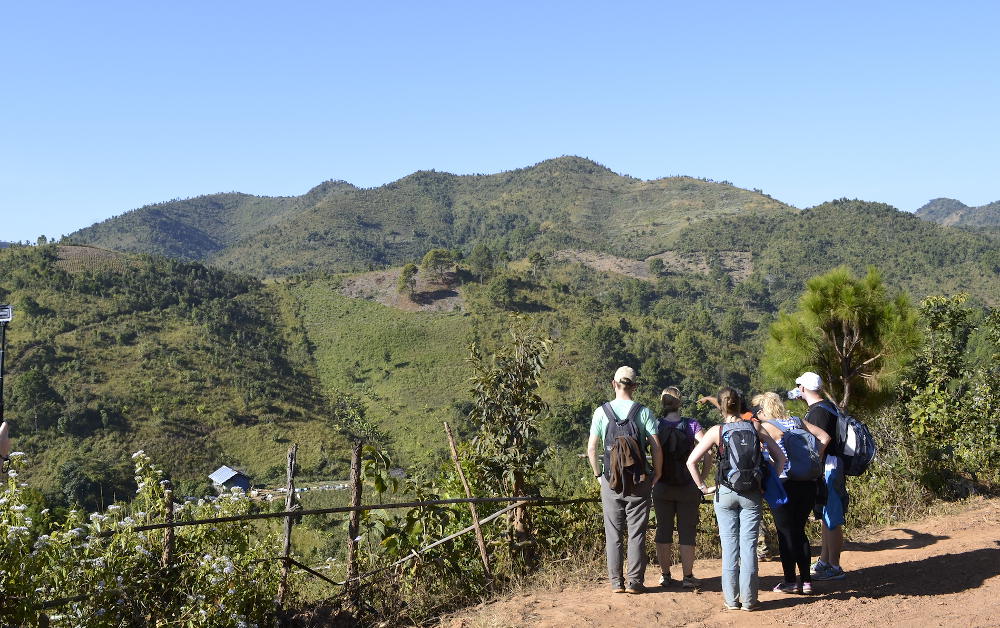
[
  {"left": 813, "top": 466, "right": 849, "bottom": 523},
  {"left": 651, "top": 482, "right": 701, "bottom": 545}
]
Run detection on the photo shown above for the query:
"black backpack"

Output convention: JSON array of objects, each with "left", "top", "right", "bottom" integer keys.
[
  {"left": 818, "top": 401, "right": 877, "bottom": 477},
  {"left": 601, "top": 402, "right": 644, "bottom": 490},
  {"left": 658, "top": 419, "right": 695, "bottom": 486},
  {"left": 716, "top": 421, "right": 763, "bottom": 492}
]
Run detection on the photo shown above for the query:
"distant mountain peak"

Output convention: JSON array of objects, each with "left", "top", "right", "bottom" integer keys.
[{"left": 916, "top": 197, "right": 999, "bottom": 228}]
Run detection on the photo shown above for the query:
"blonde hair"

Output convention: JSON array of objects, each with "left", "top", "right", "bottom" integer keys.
[
  {"left": 660, "top": 387, "right": 682, "bottom": 414},
  {"left": 752, "top": 392, "right": 789, "bottom": 421}
]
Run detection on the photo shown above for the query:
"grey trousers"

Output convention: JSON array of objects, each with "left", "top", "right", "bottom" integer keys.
[{"left": 600, "top": 477, "right": 652, "bottom": 588}]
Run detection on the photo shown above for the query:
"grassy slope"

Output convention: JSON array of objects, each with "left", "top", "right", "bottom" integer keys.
[{"left": 289, "top": 277, "right": 474, "bottom": 466}]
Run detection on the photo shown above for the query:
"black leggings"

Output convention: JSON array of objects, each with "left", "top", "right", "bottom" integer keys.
[{"left": 772, "top": 480, "right": 817, "bottom": 582}]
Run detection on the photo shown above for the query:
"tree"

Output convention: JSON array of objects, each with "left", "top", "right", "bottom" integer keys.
[
  {"left": 468, "top": 325, "right": 552, "bottom": 553},
  {"left": 648, "top": 258, "right": 665, "bottom": 277},
  {"left": 761, "top": 266, "right": 920, "bottom": 409},
  {"left": 485, "top": 275, "right": 516, "bottom": 309},
  {"left": 421, "top": 248, "right": 453, "bottom": 283},
  {"left": 467, "top": 243, "right": 494, "bottom": 282},
  {"left": 397, "top": 263, "right": 418, "bottom": 296}
]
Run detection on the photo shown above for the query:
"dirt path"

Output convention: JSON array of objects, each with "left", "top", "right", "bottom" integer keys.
[{"left": 444, "top": 497, "right": 1000, "bottom": 627}]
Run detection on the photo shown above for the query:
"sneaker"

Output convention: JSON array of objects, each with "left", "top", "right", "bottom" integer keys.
[
  {"left": 801, "top": 582, "right": 813, "bottom": 595},
  {"left": 682, "top": 575, "right": 699, "bottom": 589},
  {"left": 810, "top": 559, "right": 828, "bottom": 576},
  {"left": 625, "top": 583, "right": 648, "bottom": 594},
  {"left": 723, "top": 603, "right": 741, "bottom": 611},
  {"left": 813, "top": 565, "right": 846, "bottom": 581},
  {"left": 658, "top": 573, "right": 673, "bottom": 587},
  {"left": 772, "top": 581, "right": 800, "bottom": 594},
  {"left": 613, "top": 584, "right": 626, "bottom": 593},
  {"left": 742, "top": 602, "right": 759, "bottom": 612}
]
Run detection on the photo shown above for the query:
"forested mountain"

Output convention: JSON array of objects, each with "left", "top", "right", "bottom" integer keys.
[
  {"left": 675, "top": 199, "right": 1000, "bottom": 308},
  {"left": 68, "top": 157, "right": 795, "bottom": 277},
  {"left": 0, "top": 245, "right": 349, "bottom": 506},
  {"left": 916, "top": 197, "right": 1000, "bottom": 228}
]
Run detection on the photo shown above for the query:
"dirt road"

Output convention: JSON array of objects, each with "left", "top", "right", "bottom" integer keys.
[{"left": 444, "top": 497, "right": 1000, "bottom": 627}]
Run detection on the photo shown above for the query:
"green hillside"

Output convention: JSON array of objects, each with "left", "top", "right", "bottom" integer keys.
[
  {"left": 0, "top": 244, "right": 349, "bottom": 504},
  {"left": 68, "top": 157, "right": 795, "bottom": 277},
  {"left": 674, "top": 199, "right": 1000, "bottom": 308},
  {"left": 916, "top": 197, "right": 1000, "bottom": 228}
]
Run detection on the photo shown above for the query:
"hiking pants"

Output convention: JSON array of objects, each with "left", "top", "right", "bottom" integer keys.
[
  {"left": 772, "top": 479, "right": 817, "bottom": 583},
  {"left": 600, "top": 477, "right": 652, "bottom": 589},
  {"left": 714, "top": 486, "right": 762, "bottom": 608}
]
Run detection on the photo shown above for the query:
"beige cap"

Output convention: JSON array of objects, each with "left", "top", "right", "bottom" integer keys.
[{"left": 614, "top": 366, "right": 637, "bottom": 386}]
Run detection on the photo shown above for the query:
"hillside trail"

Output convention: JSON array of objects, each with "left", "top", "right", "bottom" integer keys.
[{"left": 442, "top": 497, "right": 1000, "bottom": 627}]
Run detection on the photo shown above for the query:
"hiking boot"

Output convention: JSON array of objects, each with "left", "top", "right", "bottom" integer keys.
[
  {"left": 772, "top": 581, "right": 800, "bottom": 594},
  {"left": 682, "top": 575, "right": 699, "bottom": 589},
  {"left": 813, "top": 564, "right": 846, "bottom": 580},
  {"left": 658, "top": 573, "right": 673, "bottom": 587},
  {"left": 625, "top": 583, "right": 648, "bottom": 594},
  {"left": 613, "top": 584, "right": 626, "bottom": 593},
  {"left": 801, "top": 582, "right": 813, "bottom": 595},
  {"left": 810, "top": 559, "right": 828, "bottom": 576}
]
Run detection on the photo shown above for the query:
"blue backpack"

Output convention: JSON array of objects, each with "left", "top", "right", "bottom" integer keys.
[{"left": 766, "top": 418, "right": 822, "bottom": 481}]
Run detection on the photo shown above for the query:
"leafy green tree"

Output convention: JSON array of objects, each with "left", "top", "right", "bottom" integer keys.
[
  {"left": 421, "top": 248, "right": 453, "bottom": 283},
  {"left": 648, "top": 258, "right": 665, "bottom": 277},
  {"left": 9, "top": 370, "right": 62, "bottom": 432},
  {"left": 398, "top": 262, "right": 418, "bottom": 296},
  {"left": 486, "top": 275, "right": 516, "bottom": 309},
  {"left": 761, "top": 266, "right": 920, "bottom": 409},
  {"left": 468, "top": 326, "right": 552, "bottom": 550},
  {"left": 467, "top": 243, "right": 494, "bottom": 282}
]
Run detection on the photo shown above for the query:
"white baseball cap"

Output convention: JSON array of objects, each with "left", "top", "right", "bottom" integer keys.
[{"left": 795, "top": 372, "right": 823, "bottom": 391}]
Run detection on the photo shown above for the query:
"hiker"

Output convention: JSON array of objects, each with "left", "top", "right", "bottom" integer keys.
[
  {"left": 755, "top": 392, "right": 831, "bottom": 594},
  {"left": 0, "top": 421, "right": 11, "bottom": 471},
  {"left": 587, "top": 366, "right": 662, "bottom": 594},
  {"left": 652, "top": 387, "right": 708, "bottom": 589},
  {"left": 686, "top": 388, "right": 786, "bottom": 611},
  {"left": 793, "top": 372, "right": 848, "bottom": 581}
]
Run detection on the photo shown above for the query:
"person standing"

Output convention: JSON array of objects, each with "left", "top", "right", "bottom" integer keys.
[
  {"left": 686, "top": 388, "right": 786, "bottom": 611},
  {"left": 587, "top": 366, "right": 662, "bottom": 594},
  {"left": 794, "top": 372, "right": 848, "bottom": 581},
  {"left": 652, "top": 387, "right": 708, "bottom": 589},
  {"left": 756, "top": 391, "right": 831, "bottom": 594}
]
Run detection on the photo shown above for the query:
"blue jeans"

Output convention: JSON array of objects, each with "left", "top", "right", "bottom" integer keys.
[{"left": 713, "top": 486, "right": 763, "bottom": 607}]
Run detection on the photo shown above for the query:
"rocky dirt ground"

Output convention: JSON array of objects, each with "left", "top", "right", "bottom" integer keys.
[{"left": 442, "top": 497, "right": 1000, "bottom": 627}]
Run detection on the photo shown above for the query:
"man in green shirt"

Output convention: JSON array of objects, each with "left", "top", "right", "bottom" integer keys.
[{"left": 587, "top": 366, "right": 662, "bottom": 594}]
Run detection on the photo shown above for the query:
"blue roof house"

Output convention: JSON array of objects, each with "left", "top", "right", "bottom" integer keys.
[{"left": 209, "top": 465, "right": 251, "bottom": 492}]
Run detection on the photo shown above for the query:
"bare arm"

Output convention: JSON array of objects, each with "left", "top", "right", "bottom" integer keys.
[
  {"left": 0, "top": 421, "right": 10, "bottom": 458},
  {"left": 587, "top": 432, "right": 601, "bottom": 480},
  {"left": 687, "top": 425, "right": 720, "bottom": 493},
  {"left": 697, "top": 395, "right": 720, "bottom": 409},
  {"left": 802, "top": 421, "right": 831, "bottom": 459},
  {"left": 757, "top": 425, "right": 787, "bottom": 473},
  {"left": 648, "top": 434, "right": 662, "bottom": 484},
  {"left": 693, "top": 428, "right": 712, "bottom": 481}
]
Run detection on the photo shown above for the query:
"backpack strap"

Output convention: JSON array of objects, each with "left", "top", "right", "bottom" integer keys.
[
  {"left": 623, "top": 402, "right": 643, "bottom": 426},
  {"left": 765, "top": 419, "right": 787, "bottom": 433},
  {"left": 602, "top": 402, "right": 620, "bottom": 424}
]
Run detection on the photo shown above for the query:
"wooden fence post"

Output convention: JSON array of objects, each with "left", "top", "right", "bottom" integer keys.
[
  {"left": 277, "top": 444, "right": 297, "bottom": 607},
  {"left": 443, "top": 422, "right": 492, "bottom": 582},
  {"left": 346, "top": 441, "right": 363, "bottom": 596},
  {"left": 161, "top": 480, "right": 174, "bottom": 569}
]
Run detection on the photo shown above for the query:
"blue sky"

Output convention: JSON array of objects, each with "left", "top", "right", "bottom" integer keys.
[{"left": 3, "top": 1, "right": 998, "bottom": 242}]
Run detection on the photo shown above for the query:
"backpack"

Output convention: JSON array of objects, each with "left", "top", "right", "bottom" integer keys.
[
  {"left": 765, "top": 418, "right": 822, "bottom": 481},
  {"left": 601, "top": 402, "right": 646, "bottom": 495},
  {"left": 658, "top": 419, "right": 695, "bottom": 486},
  {"left": 716, "top": 421, "right": 764, "bottom": 493},
  {"left": 818, "top": 401, "right": 877, "bottom": 476}
]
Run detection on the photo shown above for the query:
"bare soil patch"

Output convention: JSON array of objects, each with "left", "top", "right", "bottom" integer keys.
[
  {"left": 551, "top": 249, "right": 753, "bottom": 283},
  {"left": 442, "top": 497, "right": 1000, "bottom": 627},
  {"left": 338, "top": 269, "right": 463, "bottom": 313}
]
